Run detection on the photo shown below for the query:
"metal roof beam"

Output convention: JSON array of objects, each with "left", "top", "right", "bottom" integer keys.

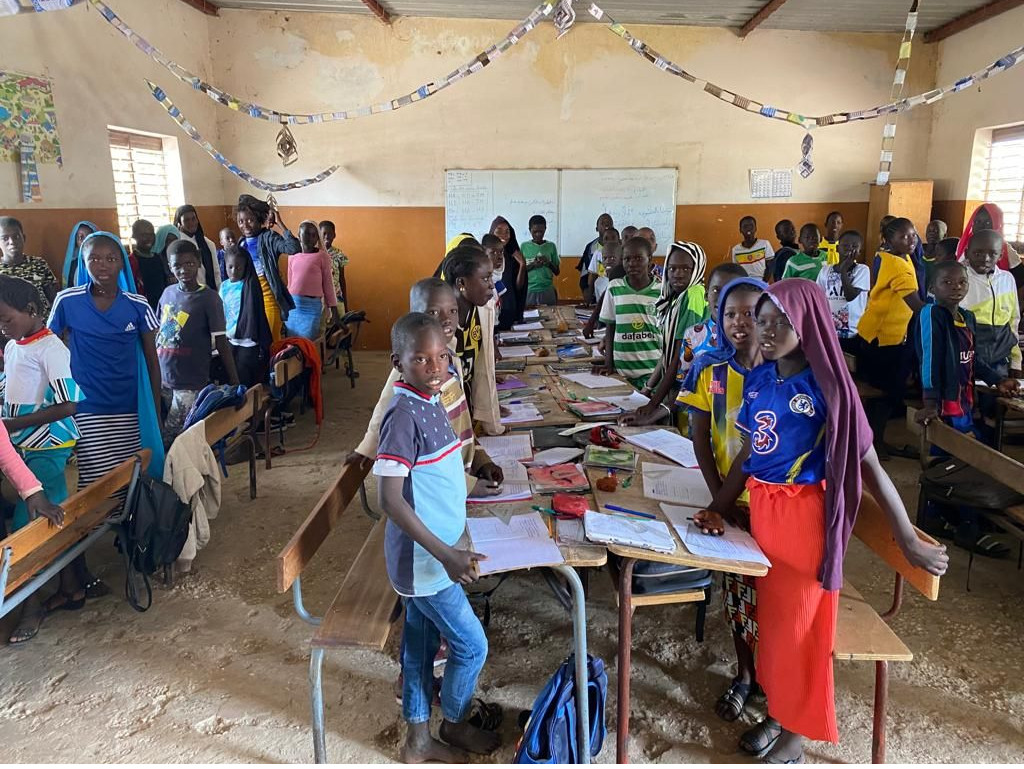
[
  {"left": 178, "top": 0, "right": 219, "bottom": 15},
  {"left": 737, "top": 0, "right": 790, "bottom": 37},
  {"left": 360, "top": 0, "right": 392, "bottom": 23},
  {"left": 923, "top": 0, "right": 1024, "bottom": 43}
]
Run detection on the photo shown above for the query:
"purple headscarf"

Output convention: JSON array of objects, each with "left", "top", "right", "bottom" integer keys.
[{"left": 761, "top": 279, "right": 873, "bottom": 591}]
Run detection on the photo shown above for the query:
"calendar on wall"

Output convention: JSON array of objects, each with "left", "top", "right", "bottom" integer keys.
[{"left": 749, "top": 168, "right": 793, "bottom": 199}]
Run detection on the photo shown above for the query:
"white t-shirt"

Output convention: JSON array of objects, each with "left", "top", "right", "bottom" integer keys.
[
  {"left": 730, "top": 239, "right": 775, "bottom": 279},
  {"left": 816, "top": 263, "right": 871, "bottom": 339},
  {"left": 588, "top": 251, "right": 608, "bottom": 298}
]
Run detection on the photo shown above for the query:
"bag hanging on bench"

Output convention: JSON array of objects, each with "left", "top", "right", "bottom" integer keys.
[
  {"left": 514, "top": 654, "right": 607, "bottom": 764},
  {"left": 920, "top": 457, "right": 1024, "bottom": 511}
]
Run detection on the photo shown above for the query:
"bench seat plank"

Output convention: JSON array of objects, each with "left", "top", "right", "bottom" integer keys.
[
  {"left": 204, "top": 384, "right": 263, "bottom": 445},
  {"left": 312, "top": 520, "right": 398, "bottom": 650},
  {"left": 834, "top": 580, "right": 912, "bottom": 662}
]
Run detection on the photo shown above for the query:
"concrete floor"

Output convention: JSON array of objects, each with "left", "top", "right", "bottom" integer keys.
[{"left": 1, "top": 352, "right": 1022, "bottom": 763}]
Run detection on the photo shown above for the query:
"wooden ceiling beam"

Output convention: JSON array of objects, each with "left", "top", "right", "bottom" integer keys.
[
  {"left": 923, "top": 0, "right": 1024, "bottom": 43},
  {"left": 360, "top": 0, "right": 391, "bottom": 24},
  {"left": 177, "top": 0, "right": 219, "bottom": 15},
  {"left": 737, "top": 0, "right": 790, "bottom": 38}
]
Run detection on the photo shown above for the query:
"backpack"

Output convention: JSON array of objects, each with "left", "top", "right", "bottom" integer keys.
[
  {"left": 114, "top": 455, "right": 193, "bottom": 612},
  {"left": 182, "top": 384, "right": 249, "bottom": 475},
  {"left": 514, "top": 654, "right": 607, "bottom": 764},
  {"left": 920, "top": 456, "right": 1024, "bottom": 511}
]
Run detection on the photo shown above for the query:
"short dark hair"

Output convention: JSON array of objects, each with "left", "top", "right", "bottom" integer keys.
[
  {"left": 710, "top": 263, "right": 747, "bottom": 281},
  {"left": 967, "top": 228, "right": 1003, "bottom": 250},
  {"left": 236, "top": 194, "right": 270, "bottom": 222},
  {"left": 837, "top": 229, "right": 863, "bottom": 244},
  {"left": 935, "top": 237, "right": 960, "bottom": 261},
  {"left": 882, "top": 217, "right": 913, "bottom": 242},
  {"left": 740, "top": 216, "right": 756, "bottom": 227},
  {"left": 825, "top": 211, "right": 843, "bottom": 224},
  {"left": 440, "top": 246, "right": 490, "bottom": 287},
  {"left": 480, "top": 233, "right": 503, "bottom": 249},
  {"left": 167, "top": 239, "right": 199, "bottom": 260},
  {"left": 929, "top": 259, "right": 967, "bottom": 287},
  {"left": 391, "top": 312, "right": 443, "bottom": 355},
  {"left": 623, "top": 236, "right": 653, "bottom": 259},
  {"left": 0, "top": 216, "right": 24, "bottom": 234},
  {"left": 409, "top": 278, "right": 454, "bottom": 313},
  {"left": 529, "top": 215, "right": 546, "bottom": 228},
  {"left": 800, "top": 223, "right": 821, "bottom": 239},
  {"left": 318, "top": 220, "right": 336, "bottom": 231},
  {"left": 0, "top": 275, "right": 43, "bottom": 314},
  {"left": 775, "top": 219, "right": 794, "bottom": 234}
]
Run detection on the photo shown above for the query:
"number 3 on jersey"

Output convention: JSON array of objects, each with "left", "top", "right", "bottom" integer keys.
[{"left": 751, "top": 410, "right": 779, "bottom": 454}]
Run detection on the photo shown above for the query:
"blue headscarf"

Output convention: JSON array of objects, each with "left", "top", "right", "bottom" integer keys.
[
  {"left": 62, "top": 220, "right": 97, "bottom": 288},
  {"left": 77, "top": 232, "right": 165, "bottom": 478},
  {"left": 681, "top": 276, "right": 767, "bottom": 393}
]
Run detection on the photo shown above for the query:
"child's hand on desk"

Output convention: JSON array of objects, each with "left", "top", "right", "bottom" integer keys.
[
  {"left": 692, "top": 509, "right": 725, "bottom": 536},
  {"left": 443, "top": 548, "right": 487, "bottom": 584},
  {"left": 995, "top": 378, "right": 1020, "bottom": 397},
  {"left": 26, "top": 491, "right": 64, "bottom": 528},
  {"left": 475, "top": 462, "right": 504, "bottom": 485},
  {"left": 900, "top": 535, "right": 949, "bottom": 577},
  {"left": 914, "top": 406, "right": 939, "bottom": 427},
  {"left": 470, "top": 477, "right": 503, "bottom": 498}
]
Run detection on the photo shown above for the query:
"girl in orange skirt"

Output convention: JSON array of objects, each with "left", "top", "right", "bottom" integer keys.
[{"left": 694, "top": 279, "right": 948, "bottom": 763}]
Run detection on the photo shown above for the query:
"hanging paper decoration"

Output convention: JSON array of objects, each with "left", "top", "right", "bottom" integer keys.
[
  {"left": 552, "top": 0, "right": 577, "bottom": 39},
  {"left": 32, "top": 0, "right": 82, "bottom": 9},
  {"left": 146, "top": 80, "right": 339, "bottom": 192},
  {"left": 90, "top": 0, "right": 557, "bottom": 125},
  {"left": 876, "top": 1, "right": 918, "bottom": 186},
  {"left": 0, "top": 70, "right": 62, "bottom": 201},
  {"left": 276, "top": 125, "right": 299, "bottom": 167},
  {"left": 798, "top": 133, "right": 814, "bottom": 179}
]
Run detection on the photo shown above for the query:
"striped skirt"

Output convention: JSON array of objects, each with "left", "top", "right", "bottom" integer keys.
[
  {"left": 748, "top": 478, "right": 839, "bottom": 743},
  {"left": 74, "top": 413, "right": 142, "bottom": 491}
]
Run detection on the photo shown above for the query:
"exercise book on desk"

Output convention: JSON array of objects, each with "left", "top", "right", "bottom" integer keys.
[
  {"left": 466, "top": 512, "right": 564, "bottom": 575},
  {"left": 513, "top": 321, "right": 545, "bottom": 332},
  {"left": 625, "top": 429, "right": 699, "bottom": 467},
  {"left": 602, "top": 392, "right": 651, "bottom": 411},
  {"left": 560, "top": 372, "right": 626, "bottom": 389},
  {"left": 660, "top": 504, "right": 771, "bottom": 568},
  {"left": 498, "top": 345, "right": 536, "bottom": 359},
  {"left": 583, "top": 510, "right": 677, "bottom": 554},
  {"left": 467, "top": 459, "right": 532, "bottom": 504},
  {"left": 478, "top": 433, "right": 533, "bottom": 462},
  {"left": 641, "top": 462, "right": 713, "bottom": 507},
  {"left": 501, "top": 403, "right": 543, "bottom": 424}
]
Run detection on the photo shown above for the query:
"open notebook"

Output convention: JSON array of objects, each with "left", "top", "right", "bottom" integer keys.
[
  {"left": 583, "top": 510, "right": 677, "bottom": 554},
  {"left": 660, "top": 503, "right": 771, "bottom": 568},
  {"left": 466, "top": 512, "right": 564, "bottom": 575}
]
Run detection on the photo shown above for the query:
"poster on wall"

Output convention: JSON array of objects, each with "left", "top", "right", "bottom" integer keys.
[{"left": 0, "top": 70, "right": 62, "bottom": 202}]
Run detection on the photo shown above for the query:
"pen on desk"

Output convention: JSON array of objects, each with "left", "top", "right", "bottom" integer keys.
[
  {"left": 603, "top": 504, "right": 657, "bottom": 520},
  {"left": 531, "top": 505, "right": 558, "bottom": 516}
]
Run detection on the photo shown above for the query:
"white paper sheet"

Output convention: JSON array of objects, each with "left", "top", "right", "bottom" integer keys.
[
  {"left": 583, "top": 510, "right": 677, "bottom": 554},
  {"left": 625, "top": 430, "right": 699, "bottom": 467},
  {"left": 558, "top": 421, "right": 613, "bottom": 436},
  {"left": 512, "top": 321, "right": 545, "bottom": 331},
  {"left": 499, "top": 345, "right": 537, "bottom": 359},
  {"left": 467, "top": 459, "right": 532, "bottom": 503},
  {"left": 522, "top": 309, "right": 541, "bottom": 319},
  {"left": 660, "top": 504, "right": 771, "bottom": 568},
  {"left": 603, "top": 392, "right": 651, "bottom": 411},
  {"left": 527, "top": 447, "right": 585, "bottom": 466},
  {"left": 478, "top": 434, "right": 534, "bottom": 462},
  {"left": 499, "top": 331, "right": 535, "bottom": 342},
  {"left": 467, "top": 512, "right": 564, "bottom": 575},
  {"left": 556, "top": 517, "right": 587, "bottom": 545},
  {"left": 501, "top": 403, "right": 543, "bottom": 424},
  {"left": 640, "top": 463, "right": 713, "bottom": 507},
  {"left": 560, "top": 372, "right": 627, "bottom": 389}
]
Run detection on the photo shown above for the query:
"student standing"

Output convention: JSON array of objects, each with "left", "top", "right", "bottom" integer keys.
[
  {"left": 217, "top": 227, "right": 237, "bottom": 284},
  {"left": 678, "top": 263, "right": 749, "bottom": 381},
  {"left": 174, "top": 204, "right": 219, "bottom": 289},
  {"left": 960, "top": 229, "right": 1022, "bottom": 381},
  {"left": 156, "top": 240, "right": 239, "bottom": 436},
  {"left": 956, "top": 203, "right": 1023, "bottom": 277},
  {"left": 581, "top": 240, "right": 624, "bottom": 340},
  {"left": 319, "top": 220, "right": 349, "bottom": 313},
  {"left": 47, "top": 231, "right": 164, "bottom": 605},
  {"left": 285, "top": 221, "right": 340, "bottom": 340},
  {"left": 579, "top": 213, "right": 613, "bottom": 304},
  {"left": 490, "top": 216, "right": 526, "bottom": 329},
  {"left": 781, "top": 224, "right": 828, "bottom": 281},
  {"left": 0, "top": 216, "right": 58, "bottom": 315},
  {"left": 770, "top": 220, "right": 799, "bottom": 282},
  {"left": 0, "top": 275, "right": 80, "bottom": 643},
  {"left": 816, "top": 230, "right": 870, "bottom": 350},
  {"left": 922, "top": 219, "right": 948, "bottom": 259},
  {"left": 598, "top": 236, "right": 662, "bottom": 389},
  {"left": 730, "top": 216, "right": 774, "bottom": 279},
  {"left": 374, "top": 312, "right": 499, "bottom": 762},
  {"left": 694, "top": 280, "right": 948, "bottom": 763},
  {"left": 236, "top": 195, "right": 300, "bottom": 344},
  {"left": 819, "top": 211, "right": 843, "bottom": 265},
  {"left": 522, "top": 215, "right": 560, "bottom": 306},
  {"left": 586, "top": 226, "right": 621, "bottom": 302},
  {"left": 678, "top": 277, "right": 765, "bottom": 722},
  {"left": 132, "top": 219, "right": 172, "bottom": 311},
  {"left": 61, "top": 220, "right": 96, "bottom": 289},
  {"left": 219, "top": 245, "right": 272, "bottom": 388}
]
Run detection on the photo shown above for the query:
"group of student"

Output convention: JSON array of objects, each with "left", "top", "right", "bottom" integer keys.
[{"left": 0, "top": 195, "right": 355, "bottom": 645}]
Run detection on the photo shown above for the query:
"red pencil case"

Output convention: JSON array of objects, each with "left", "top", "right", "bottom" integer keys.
[{"left": 551, "top": 492, "right": 588, "bottom": 519}]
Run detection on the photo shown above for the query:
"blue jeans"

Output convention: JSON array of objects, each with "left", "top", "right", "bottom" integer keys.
[
  {"left": 13, "top": 447, "right": 72, "bottom": 531},
  {"left": 402, "top": 583, "right": 487, "bottom": 724}
]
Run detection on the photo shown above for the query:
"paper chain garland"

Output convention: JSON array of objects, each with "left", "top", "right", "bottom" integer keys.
[
  {"left": 91, "top": 0, "right": 555, "bottom": 125},
  {"left": 876, "top": 2, "right": 919, "bottom": 186},
  {"left": 146, "top": 80, "right": 339, "bottom": 192}
]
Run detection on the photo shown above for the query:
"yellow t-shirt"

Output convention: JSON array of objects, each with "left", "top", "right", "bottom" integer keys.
[
  {"left": 858, "top": 252, "right": 919, "bottom": 346},
  {"left": 677, "top": 360, "right": 749, "bottom": 501},
  {"left": 819, "top": 238, "right": 840, "bottom": 266}
]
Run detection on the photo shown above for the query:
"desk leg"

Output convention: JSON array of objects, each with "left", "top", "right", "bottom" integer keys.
[
  {"left": 552, "top": 564, "right": 590, "bottom": 765},
  {"left": 616, "top": 557, "right": 636, "bottom": 764},
  {"left": 872, "top": 660, "right": 888, "bottom": 763},
  {"left": 310, "top": 648, "right": 327, "bottom": 763},
  {"left": 996, "top": 401, "right": 1007, "bottom": 452}
]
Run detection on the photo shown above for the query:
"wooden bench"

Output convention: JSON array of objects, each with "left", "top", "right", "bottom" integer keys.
[
  {"left": 199, "top": 383, "right": 271, "bottom": 492},
  {"left": 275, "top": 461, "right": 400, "bottom": 763},
  {"left": 0, "top": 451, "right": 150, "bottom": 620},
  {"left": 834, "top": 490, "right": 940, "bottom": 763}
]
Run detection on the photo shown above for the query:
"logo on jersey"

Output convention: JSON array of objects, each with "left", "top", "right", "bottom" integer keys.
[
  {"left": 124, "top": 322, "right": 136, "bottom": 332},
  {"left": 751, "top": 410, "right": 779, "bottom": 454},
  {"left": 789, "top": 394, "right": 815, "bottom": 417},
  {"left": 630, "top": 317, "right": 645, "bottom": 331},
  {"left": 470, "top": 325, "right": 482, "bottom": 343}
]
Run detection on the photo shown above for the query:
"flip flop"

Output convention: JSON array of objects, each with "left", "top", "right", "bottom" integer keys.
[
  {"left": 44, "top": 590, "right": 86, "bottom": 613},
  {"left": 763, "top": 750, "right": 804, "bottom": 764},
  {"left": 715, "top": 678, "right": 754, "bottom": 722},
  {"left": 740, "top": 717, "right": 782, "bottom": 758},
  {"left": 8, "top": 610, "right": 44, "bottom": 645}
]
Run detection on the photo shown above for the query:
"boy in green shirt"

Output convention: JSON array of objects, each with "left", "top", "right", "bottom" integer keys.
[
  {"left": 781, "top": 223, "right": 828, "bottom": 281},
  {"left": 522, "top": 214, "right": 560, "bottom": 306}
]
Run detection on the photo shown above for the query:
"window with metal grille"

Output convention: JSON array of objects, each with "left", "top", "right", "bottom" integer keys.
[
  {"left": 108, "top": 129, "right": 174, "bottom": 241},
  {"left": 983, "top": 125, "right": 1024, "bottom": 242}
]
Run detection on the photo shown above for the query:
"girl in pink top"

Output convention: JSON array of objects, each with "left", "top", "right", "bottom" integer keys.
[{"left": 285, "top": 221, "right": 341, "bottom": 340}]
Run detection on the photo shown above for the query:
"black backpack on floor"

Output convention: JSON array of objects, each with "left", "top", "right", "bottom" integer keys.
[{"left": 113, "top": 455, "right": 192, "bottom": 612}]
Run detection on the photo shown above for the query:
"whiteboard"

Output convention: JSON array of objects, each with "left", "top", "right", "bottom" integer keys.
[
  {"left": 445, "top": 170, "right": 559, "bottom": 246},
  {"left": 558, "top": 169, "right": 677, "bottom": 257}
]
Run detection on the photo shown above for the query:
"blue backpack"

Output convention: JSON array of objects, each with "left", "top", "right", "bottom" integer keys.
[
  {"left": 182, "top": 384, "right": 249, "bottom": 475},
  {"left": 514, "top": 654, "right": 607, "bottom": 764}
]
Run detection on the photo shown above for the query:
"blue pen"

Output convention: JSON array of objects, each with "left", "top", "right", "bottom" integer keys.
[{"left": 604, "top": 504, "right": 657, "bottom": 520}]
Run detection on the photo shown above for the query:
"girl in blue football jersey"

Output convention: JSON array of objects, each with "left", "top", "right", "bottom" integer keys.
[{"left": 694, "top": 279, "right": 948, "bottom": 763}]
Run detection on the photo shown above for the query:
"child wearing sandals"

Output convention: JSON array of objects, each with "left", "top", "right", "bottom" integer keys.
[
  {"left": 677, "top": 276, "right": 765, "bottom": 722},
  {"left": 0, "top": 276, "right": 69, "bottom": 643},
  {"left": 375, "top": 312, "right": 500, "bottom": 762},
  {"left": 693, "top": 280, "right": 948, "bottom": 763}
]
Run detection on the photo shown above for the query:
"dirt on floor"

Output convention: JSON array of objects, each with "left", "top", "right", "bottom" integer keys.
[{"left": 1, "top": 352, "right": 1023, "bottom": 763}]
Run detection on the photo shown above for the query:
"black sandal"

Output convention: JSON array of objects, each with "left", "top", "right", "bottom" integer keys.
[
  {"left": 740, "top": 717, "right": 782, "bottom": 757},
  {"left": 466, "top": 698, "right": 503, "bottom": 731},
  {"left": 715, "top": 678, "right": 755, "bottom": 722},
  {"left": 8, "top": 609, "right": 44, "bottom": 644},
  {"left": 43, "top": 590, "right": 86, "bottom": 613},
  {"left": 958, "top": 532, "right": 1011, "bottom": 558},
  {"left": 84, "top": 578, "right": 111, "bottom": 599}
]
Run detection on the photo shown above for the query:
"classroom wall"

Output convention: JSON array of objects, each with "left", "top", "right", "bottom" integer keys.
[
  {"left": 0, "top": 0, "right": 226, "bottom": 276},
  {"left": 927, "top": 4, "right": 1024, "bottom": 235}
]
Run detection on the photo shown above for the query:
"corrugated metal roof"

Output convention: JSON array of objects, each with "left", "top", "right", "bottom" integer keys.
[{"left": 208, "top": 0, "right": 999, "bottom": 34}]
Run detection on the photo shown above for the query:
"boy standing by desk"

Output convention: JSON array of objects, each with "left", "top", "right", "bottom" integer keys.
[
  {"left": 375, "top": 312, "right": 499, "bottom": 762},
  {"left": 522, "top": 215, "right": 560, "bottom": 307}
]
